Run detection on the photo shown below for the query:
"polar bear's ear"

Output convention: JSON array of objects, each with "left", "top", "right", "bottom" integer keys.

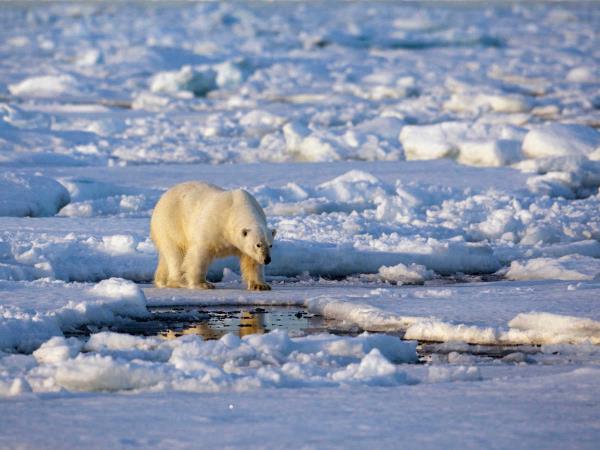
[
  {"left": 271, "top": 229, "right": 277, "bottom": 238},
  {"left": 242, "top": 228, "right": 250, "bottom": 237}
]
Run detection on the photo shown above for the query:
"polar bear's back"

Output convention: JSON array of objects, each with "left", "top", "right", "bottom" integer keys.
[{"left": 151, "top": 182, "right": 229, "bottom": 248}]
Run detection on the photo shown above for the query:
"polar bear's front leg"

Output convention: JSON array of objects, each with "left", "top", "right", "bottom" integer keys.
[
  {"left": 182, "top": 245, "right": 215, "bottom": 289},
  {"left": 240, "top": 254, "right": 271, "bottom": 291}
]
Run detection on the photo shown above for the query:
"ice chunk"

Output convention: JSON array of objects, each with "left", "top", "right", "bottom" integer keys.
[
  {"left": 33, "top": 336, "right": 82, "bottom": 365},
  {"left": 0, "top": 307, "right": 63, "bottom": 352},
  {"left": 399, "top": 123, "right": 462, "bottom": 160},
  {"left": 240, "top": 110, "right": 285, "bottom": 138},
  {"left": 522, "top": 124, "right": 600, "bottom": 159},
  {"left": 405, "top": 319, "right": 499, "bottom": 345},
  {"left": 506, "top": 255, "right": 600, "bottom": 281},
  {"left": 378, "top": 263, "right": 434, "bottom": 284},
  {"left": 58, "top": 178, "right": 132, "bottom": 202},
  {"left": 221, "top": 267, "right": 241, "bottom": 283},
  {"left": 55, "top": 354, "right": 163, "bottom": 392},
  {"left": 526, "top": 172, "right": 577, "bottom": 199},
  {"left": 283, "top": 122, "right": 343, "bottom": 162},
  {"left": 566, "top": 66, "right": 597, "bottom": 84},
  {"left": 85, "top": 332, "right": 163, "bottom": 354},
  {"left": 428, "top": 365, "right": 482, "bottom": 383},
  {"left": 316, "top": 170, "right": 387, "bottom": 204},
  {"left": 445, "top": 93, "right": 530, "bottom": 114},
  {"left": 331, "top": 349, "right": 408, "bottom": 386},
  {"left": 214, "top": 59, "right": 252, "bottom": 89},
  {"left": 89, "top": 278, "right": 147, "bottom": 313},
  {"left": 0, "top": 104, "right": 50, "bottom": 129},
  {"left": 0, "top": 173, "right": 70, "bottom": 217},
  {"left": 0, "top": 377, "right": 32, "bottom": 396},
  {"left": 8, "top": 74, "right": 85, "bottom": 98},
  {"left": 400, "top": 122, "right": 527, "bottom": 165},
  {"left": 306, "top": 297, "right": 420, "bottom": 332},
  {"left": 150, "top": 65, "right": 217, "bottom": 97},
  {"left": 457, "top": 139, "right": 522, "bottom": 167},
  {"left": 75, "top": 48, "right": 102, "bottom": 67},
  {"left": 517, "top": 155, "right": 600, "bottom": 196},
  {"left": 507, "top": 312, "right": 600, "bottom": 345}
]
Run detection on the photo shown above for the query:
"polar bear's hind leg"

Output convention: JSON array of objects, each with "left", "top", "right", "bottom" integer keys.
[
  {"left": 182, "top": 244, "right": 215, "bottom": 289},
  {"left": 154, "top": 255, "right": 168, "bottom": 288},
  {"left": 158, "top": 240, "right": 184, "bottom": 288}
]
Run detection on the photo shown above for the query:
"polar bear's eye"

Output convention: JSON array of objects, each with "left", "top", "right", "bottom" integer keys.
[
  {"left": 269, "top": 245, "right": 272, "bottom": 248},
  {"left": 256, "top": 243, "right": 262, "bottom": 248}
]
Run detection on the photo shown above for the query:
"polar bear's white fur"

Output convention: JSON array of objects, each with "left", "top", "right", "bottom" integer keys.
[{"left": 150, "top": 182, "right": 275, "bottom": 291}]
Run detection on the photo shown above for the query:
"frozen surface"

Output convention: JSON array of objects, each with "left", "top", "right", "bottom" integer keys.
[
  {"left": 1, "top": 1, "right": 599, "bottom": 448},
  {"left": 1, "top": 367, "right": 599, "bottom": 450}
]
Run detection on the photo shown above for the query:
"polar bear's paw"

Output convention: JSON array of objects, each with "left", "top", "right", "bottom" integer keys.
[
  {"left": 164, "top": 279, "right": 183, "bottom": 288},
  {"left": 189, "top": 281, "right": 215, "bottom": 290},
  {"left": 248, "top": 281, "right": 271, "bottom": 291}
]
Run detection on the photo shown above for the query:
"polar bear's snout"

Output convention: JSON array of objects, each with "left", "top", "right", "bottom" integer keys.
[{"left": 256, "top": 242, "right": 271, "bottom": 265}]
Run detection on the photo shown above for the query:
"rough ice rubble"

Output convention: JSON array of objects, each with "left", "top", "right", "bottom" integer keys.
[
  {"left": 0, "top": 230, "right": 155, "bottom": 282},
  {"left": 4, "top": 279, "right": 599, "bottom": 397},
  {"left": 0, "top": 228, "right": 499, "bottom": 283},
  {"left": 517, "top": 156, "right": 600, "bottom": 199},
  {"left": 398, "top": 121, "right": 528, "bottom": 165},
  {"left": 0, "top": 164, "right": 599, "bottom": 283},
  {"left": 0, "top": 330, "right": 418, "bottom": 395},
  {"left": 0, "top": 278, "right": 148, "bottom": 352},
  {"left": 0, "top": 2, "right": 598, "bottom": 167},
  {"left": 57, "top": 177, "right": 161, "bottom": 218},
  {"left": 149, "top": 60, "right": 251, "bottom": 98},
  {"left": 398, "top": 121, "right": 600, "bottom": 168}
]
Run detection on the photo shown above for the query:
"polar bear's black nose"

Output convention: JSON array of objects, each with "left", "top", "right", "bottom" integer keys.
[{"left": 264, "top": 256, "right": 271, "bottom": 265}]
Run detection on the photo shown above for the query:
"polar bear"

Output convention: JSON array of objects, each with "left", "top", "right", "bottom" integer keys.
[{"left": 150, "top": 182, "right": 275, "bottom": 291}]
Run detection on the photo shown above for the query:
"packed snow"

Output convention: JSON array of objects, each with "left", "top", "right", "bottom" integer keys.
[{"left": 0, "top": 1, "right": 599, "bottom": 448}]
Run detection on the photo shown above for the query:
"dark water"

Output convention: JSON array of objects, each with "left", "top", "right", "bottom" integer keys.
[
  {"left": 68, "top": 305, "right": 362, "bottom": 341},
  {"left": 65, "top": 305, "right": 538, "bottom": 362}
]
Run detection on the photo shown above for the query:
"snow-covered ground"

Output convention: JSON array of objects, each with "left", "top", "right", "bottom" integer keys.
[{"left": 1, "top": 1, "right": 599, "bottom": 448}]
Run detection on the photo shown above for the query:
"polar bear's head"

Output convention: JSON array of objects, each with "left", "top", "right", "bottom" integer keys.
[{"left": 241, "top": 227, "right": 276, "bottom": 265}]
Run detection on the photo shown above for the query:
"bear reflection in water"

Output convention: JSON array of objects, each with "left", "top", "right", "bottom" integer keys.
[{"left": 161, "top": 309, "right": 266, "bottom": 340}]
